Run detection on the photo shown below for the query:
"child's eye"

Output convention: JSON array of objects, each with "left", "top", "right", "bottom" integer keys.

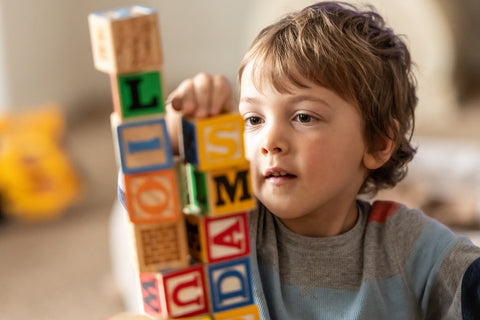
[
  {"left": 294, "top": 114, "right": 315, "bottom": 123},
  {"left": 245, "top": 116, "right": 263, "bottom": 126}
]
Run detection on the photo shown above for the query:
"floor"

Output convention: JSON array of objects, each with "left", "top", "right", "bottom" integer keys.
[{"left": 0, "top": 110, "right": 124, "bottom": 320}]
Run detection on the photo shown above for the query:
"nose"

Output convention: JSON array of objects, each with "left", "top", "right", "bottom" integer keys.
[{"left": 260, "top": 122, "right": 289, "bottom": 155}]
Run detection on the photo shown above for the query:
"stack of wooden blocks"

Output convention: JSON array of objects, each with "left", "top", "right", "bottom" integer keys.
[{"left": 88, "top": 6, "right": 259, "bottom": 320}]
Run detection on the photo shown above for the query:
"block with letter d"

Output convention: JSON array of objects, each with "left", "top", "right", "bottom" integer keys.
[
  {"left": 88, "top": 5, "right": 163, "bottom": 74},
  {"left": 110, "top": 70, "right": 165, "bottom": 119},
  {"left": 207, "top": 256, "right": 253, "bottom": 313},
  {"left": 186, "top": 163, "right": 255, "bottom": 216},
  {"left": 158, "top": 264, "right": 210, "bottom": 319},
  {"left": 213, "top": 304, "right": 260, "bottom": 320},
  {"left": 116, "top": 117, "right": 173, "bottom": 174},
  {"left": 185, "top": 212, "right": 250, "bottom": 264},
  {"left": 124, "top": 169, "right": 181, "bottom": 224},
  {"left": 181, "top": 113, "right": 247, "bottom": 171}
]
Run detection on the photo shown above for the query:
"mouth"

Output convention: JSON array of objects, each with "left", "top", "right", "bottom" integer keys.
[{"left": 264, "top": 168, "right": 296, "bottom": 180}]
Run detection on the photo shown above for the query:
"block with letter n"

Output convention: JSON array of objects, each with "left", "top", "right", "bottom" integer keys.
[
  {"left": 88, "top": 5, "right": 163, "bottom": 74},
  {"left": 185, "top": 163, "right": 255, "bottom": 216},
  {"left": 181, "top": 113, "right": 246, "bottom": 171}
]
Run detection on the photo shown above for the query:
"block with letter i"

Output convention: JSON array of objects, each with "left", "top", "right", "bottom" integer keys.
[
  {"left": 88, "top": 6, "right": 163, "bottom": 74},
  {"left": 181, "top": 113, "right": 247, "bottom": 171}
]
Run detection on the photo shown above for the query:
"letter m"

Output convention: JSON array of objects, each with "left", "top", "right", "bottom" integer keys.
[{"left": 213, "top": 170, "right": 251, "bottom": 206}]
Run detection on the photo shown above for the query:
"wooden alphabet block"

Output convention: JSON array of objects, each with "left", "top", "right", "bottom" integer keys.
[
  {"left": 88, "top": 6, "right": 163, "bottom": 74},
  {"left": 116, "top": 118, "right": 173, "bottom": 174},
  {"left": 110, "top": 70, "right": 165, "bottom": 119},
  {"left": 181, "top": 114, "right": 247, "bottom": 171},
  {"left": 132, "top": 219, "right": 189, "bottom": 273},
  {"left": 213, "top": 305, "right": 260, "bottom": 320},
  {"left": 206, "top": 257, "right": 254, "bottom": 313},
  {"left": 124, "top": 169, "right": 181, "bottom": 224},
  {"left": 185, "top": 212, "right": 250, "bottom": 264},
  {"left": 186, "top": 163, "right": 255, "bottom": 216},
  {"left": 159, "top": 264, "right": 210, "bottom": 319},
  {"left": 139, "top": 273, "right": 162, "bottom": 316}
]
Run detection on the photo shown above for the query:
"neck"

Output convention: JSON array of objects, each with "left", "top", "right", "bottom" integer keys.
[{"left": 278, "top": 200, "right": 359, "bottom": 237}]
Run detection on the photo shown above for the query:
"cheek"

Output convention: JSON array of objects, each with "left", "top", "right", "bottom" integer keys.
[{"left": 243, "top": 134, "right": 256, "bottom": 161}]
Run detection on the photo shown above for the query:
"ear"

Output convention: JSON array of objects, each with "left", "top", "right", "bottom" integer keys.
[{"left": 363, "top": 135, "right": 396, "bottom": 170}]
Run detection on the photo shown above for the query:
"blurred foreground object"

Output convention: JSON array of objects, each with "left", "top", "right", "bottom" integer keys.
[{"left": 0, "top": 104, "right": 81, "bottom": 220}]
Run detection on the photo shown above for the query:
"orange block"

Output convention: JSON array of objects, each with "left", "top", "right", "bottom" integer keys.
[{"left": 213, "top": 305, "right": 260, "bottom": 320}]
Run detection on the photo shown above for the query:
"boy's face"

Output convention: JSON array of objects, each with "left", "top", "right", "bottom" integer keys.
[{"left": 239, "top": 62, "right": 373, "bottom": 236}]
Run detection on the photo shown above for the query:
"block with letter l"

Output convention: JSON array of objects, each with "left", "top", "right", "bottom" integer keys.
[
  {"left": 185, "top": 163, "right": 255, "bottom": 216},
  {"left": 206, "top": 256, "right": 254, "bottom": 313},
  {"left": 185, "top": 212, "right": 250, "bottom": 264},
  {"left": 116, "top": 117, "right": 173, "bottom": 174},
  {"left": 180, "top": 113, "right": 247, "bottom": 171},
  {"left": 110, "top": 70, "right": 165, "bottom": 119},
  {"left": 88, "top": 5, "right": 163, "bottom": 74}
]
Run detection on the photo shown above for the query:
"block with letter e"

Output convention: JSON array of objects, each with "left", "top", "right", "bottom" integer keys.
[
  {"left": 88, "top": 5, "right": 163, "bottom": 74},
  {"left": 213, "top": 304, "right": 260, "bottom": 320},
  {"left": 116, "top": 117, "right": 173, "bottom": 174},
  {"left": 124, "top": 169, "right": 181, "bottom": 224},
  {"left": 159, "top": 264, "right": 210, "bottom": 319},
  {"left": 185, "top": 163, "right": 255, "bottom": 216},
  {"left": 185, "top": 212, "right": 250, "bottom": 264},
  {"left": 132, "top": 219, "right": 189, "bottom": 273},
  {"left": 181, "top": 113, "right": 246, "bottom": 171},
  {"left": 207, "top": 257, "right": 253, "bottom": 313},
  {"left": 110, "top": 70, "right": 165, "bottom": 119}
]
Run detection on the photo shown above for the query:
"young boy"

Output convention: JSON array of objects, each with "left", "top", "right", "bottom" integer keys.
[{"left": 155, "top": 1, "right": 480, "bottom": 319}]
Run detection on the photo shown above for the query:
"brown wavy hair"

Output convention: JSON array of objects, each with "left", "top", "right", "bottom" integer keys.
[{"left": 238, "top": 1, "right": 417, "bottom": 195}]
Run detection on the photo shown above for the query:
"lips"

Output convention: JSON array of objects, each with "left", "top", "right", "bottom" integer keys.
[{"left": 264, "top": 167, "right": 296, "bottom": 181}]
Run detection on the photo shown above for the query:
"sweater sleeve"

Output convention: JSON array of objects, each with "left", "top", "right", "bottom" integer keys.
[{"left": 425, "top": 235, "right": 480, "bottom": 319}]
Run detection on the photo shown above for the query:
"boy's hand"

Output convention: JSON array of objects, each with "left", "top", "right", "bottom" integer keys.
[{"left": 165, "top": 73, "right": 233, "bottom": 153}]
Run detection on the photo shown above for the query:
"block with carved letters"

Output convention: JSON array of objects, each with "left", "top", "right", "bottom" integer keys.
[
  {"left": 213, "top": 304, "right": 260, "bottom": 320},
  {"left": 124, "top": 169, "right": 181, "bottom": 224},
  {"left": 206, "top": 257, "right": 254, "bottom": 313},
  {"left": 159, "top": 264, "right": 210, "bottom": 319},
  {"left": 185, "top": 212, "right": 250, "bottom": 264},
  {"left": 132, "top": 219, "right": 189, "bottom": 273},
  {"left": 116, "top": 117, "right": 173, "bottom": 174},
  {"left": 186, "top": 163, "right": 255, "bottom": 216},
  {"left": 88, "top": 6, "right": 163, "bottom": 74},
  {"left": 139, "top": 273, "right": 162, "bottom": 316},
  {"left": 181, "top": 113, "right": 247, "bottom": 171},
  {"left": 110, "top": 70, "right": 165, "bottom": 119}
]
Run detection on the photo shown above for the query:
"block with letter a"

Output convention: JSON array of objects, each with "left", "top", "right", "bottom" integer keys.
[
  {"left": 186, "top": 163, "right": 255, "bottom": 216},
  {"left": 88, "top": 5, "right": 163, "bottom": 74},
  {"left": 181, "top": 113, "right": 247, "bottom": 171},
  {"left": 124, "top": 169, "right": 181, "bottom": 224},
  {"left": 207, "top": 257, "right": 253, "bottom": 313},
  {"left": 116, "top": 117, "right": 173, "bottom": 174},
  {"left": 185, "top": 212, "right": 250, "bottom": 264}
]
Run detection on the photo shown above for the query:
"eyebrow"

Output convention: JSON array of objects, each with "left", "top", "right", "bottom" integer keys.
[{"left": 240, "top": 95, "right": 332, "bottom": 109}]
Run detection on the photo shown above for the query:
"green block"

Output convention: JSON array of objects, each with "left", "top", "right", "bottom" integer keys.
[
  {"left": 186, "top": 163, "right": 209, "bottom": 214},
  {"left": 118, "top": 70, "right": 165, "bottom": 118}
]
